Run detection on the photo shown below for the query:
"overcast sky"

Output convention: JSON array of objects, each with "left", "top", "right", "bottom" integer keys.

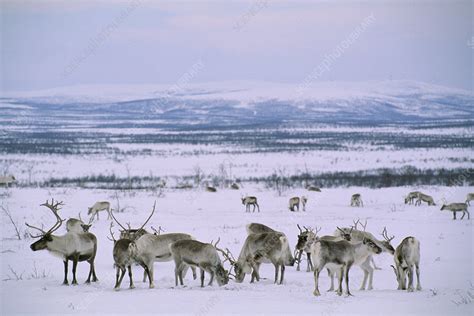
[{"left": 1, "top": 0, "right": 472, "bottom": 92}]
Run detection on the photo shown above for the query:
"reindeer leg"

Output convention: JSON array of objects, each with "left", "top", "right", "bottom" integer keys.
[
  {"left": 200, "top": 269, "right": 205, "bottom": 287},
  {"left": 256, "top": 203, "right": 260, "bottom": 212},
  {"left": 279, "top": 265, "right": 285, "bottom": 285},
  {"left": 296, "top": 250, "right": 302, "bottom": 271},
  {"left": 313, "top": 262, "right": 325, "bottom": 296},
  {"left": 191, "top": 266, "right": 197, "bottom": 280},
  {"left": 337, "top": 266, "right": 344, "bottom": 296},
  {"left": 148, "top": 263, "right": 155, "bottom": 289},
  {"left": 274, "top": 263, "right": 279, "bottom": 284},
  {"left": 128, "top": 265, "right": 134, "bottom": 289},
  {"left": 345, "top": 263, "right": 353, "bottom": 296},
  {"left": 407, "top": 265, "right": 414, "bottom": 292},
  {"left": 327, "top": 268, "right": 334, "bottom": 291},
  {"left": 86, "top": 260, "right": 93, "bottom": 284},
  {"left": 453, "top": 211, "right": 457, "bottom": 220},
  {"left": 415, "top": 264, "right": 422, "bottom": 291},
  {"left": 143, "top": 269, "right": 147, "bottom": 283},
  {"left": 63, "top": 260, "right": 69, "bottom": 285},
  {"left": 72, "top": 258, "right": 78, "bottom": 285},
  {"left": 208, "top": 271, "right": 215, "bottom": 286},
  {"left": 114, "top": 267, "right": 121, "bottom": 290},
  {"left": 306, "top": 252, "right": 313, "bottom": 272}
]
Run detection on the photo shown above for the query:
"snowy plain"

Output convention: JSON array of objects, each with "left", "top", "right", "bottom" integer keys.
[{"left": 1, "top": 185, "right": 473, "bottom": 315}]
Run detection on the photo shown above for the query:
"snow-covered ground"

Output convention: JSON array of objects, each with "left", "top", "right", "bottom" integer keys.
[{"left": 1, "top": 185, "right": 473, "bottom": 315}]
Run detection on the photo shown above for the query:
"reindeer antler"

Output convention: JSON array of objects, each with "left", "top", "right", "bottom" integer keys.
[
  {"left": 352, "top": 219, "right": 360, "bottom": 230},
  {"left": 359, "top": 219, "right": 368, "bottom": 231},
  {"left": 25, "top": 198, "right": 64, "bottom": 238},
  {"left": 297, "top": 224, "right": 303, "bottom": 234},
  {"left": 151, "top": 225, "right": 164, "bottom": 235},
  {"left": 215, "top": 246, "right": 236, "bottom": 266},
  {"left": 381, "top": 227, "right": 395, "bottom": 242},
  {"left": 314, "top": 226, "right": 322, "bottom": 235},
  {"left": 138, "top": 201, "right": 156, "bottom": 231},
  {"left": 110, "top": 209, "right": 128, "bottom": 231},
  {"left": 211, "top": 237, "right": 221, "bottom": 248},
  {"left": 107, "top": 222, "right": 116, "bottom": 242}
]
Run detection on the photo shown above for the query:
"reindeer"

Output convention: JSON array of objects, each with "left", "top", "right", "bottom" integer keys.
[
  {"left": 230, "top": 183, "right": 240, "bottom": 190},
  {"left": 306, "top": 185, "right": 321, "bottom": 192},
  {"left": 415, "top": 193, "right": 435, "bottom": 206},
  {"left": 391, "top": 237, "right": 421, "bottom": 292},
  {"left": 108, "top": 223, "right": 137, "bottom": 291},
  {"left": 350, "top": 194, "right": 363, "bottom": 207},
  {"left": 88, "top": 201, "right": 111, "bottom": 220},
  {"left": 26, "top": 199, "right": 98, "bottom": 285},
  {"left": 294, "top": 225, "right": 320, "bottom": 272},
  {"left": 466, "top": 193, "right": 474, "bottom": 206},
  {"left": 289, "top": 197, "right": 300, "bottom": 212},
  {"left": 205, "top": 186, "right": 217, "bottom": 192},
  {"left": 246, "top": 223, "right": 275, "bottom": 234},
  {"left": 230, "top": 231, "right": 295, "bottom": 284},
  {"left": 0, "top": 175, "right": 16, "bottom": 187},
  {"left": 312, "top": 238, "right": 382, "bottom": 297},
  {"left": 440, "top": 203, "right": 470, "bottom": 220},
  {"left": 301, "top": 196, "right": 308, "bottom": 211},
  {"left": 170, "top": 239, "right": 230, "bottom": 287},
  {"left": 333, "top": 220, "right": 395, "bottom": 290},
  {"left": 404, "top": 191, "right": 421, "bottom": 204},
  {"left": 66, "top": 214, "right": 93, "bottom": 233},
  {"left": 242, "top": 196, "right": 260, "bottom": 212}
]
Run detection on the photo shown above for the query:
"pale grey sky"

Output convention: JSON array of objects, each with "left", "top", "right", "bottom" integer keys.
[{"left": 1, "top": 0, "right": 472, "bottom": 92}]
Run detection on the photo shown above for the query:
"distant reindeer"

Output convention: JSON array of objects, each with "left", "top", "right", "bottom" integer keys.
[
  {"left": 26, "top": 199, "right": 98, "bottom": 285},
  {"left": 66, "top": 213, "right": 93, "bottom": 233},
  {"left": 440, "top": 203, "right": 470, "bottom": 220},
  {"left": 350, "top": 194, "right": 363, "bottom": 207},
  {"left": 465, "top": 193, "right": 474, "bottom": 206},
  {"left": 289, "top": 197, "right": 300, "bottom": 212},
  {"left": 230, "top": 231, "right": 295, "bottom": 284},
  {"left": 170, "top": 239, "right": 230, "bottom": 287},
  {"left": 404, "top": 191, "right": 421, "bottom": 204},
  {"left": 415, "top": 193, "right": 435, "bottom": 206},
  {"left": 312, "top": 238, "right": 382, "bottom": 297},
  {"left": 242, "top": 196, "right": 260, "bottom": 212},
  {"left": 88, "top": 201, "right": 111, "bottom": 220},
  {"left": 301, "top": 196, "right": 308, "bottom": 211},
  {"left": 246, "top": 223, "right": 275, "bottom": 235},
  {"left": 205, "top": 186, "right": 217, "bottom": 192},
  {"left": 230, "top": 183, "right": 240, "bottom": 190},
  {"left": 391, "top": 237, "right": 421, "bottom": 292},
  {"left": 0, "top": 175, "right": 16, "bottom": 187},
  {"left": 306, "top": 186, "right": 321, "bottom": 192}
]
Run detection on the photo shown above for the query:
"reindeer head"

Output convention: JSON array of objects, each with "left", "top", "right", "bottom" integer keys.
[
  {"left": 295, "top": 224, "right": 320, "bottom": 251},
  {"left": 27, "top": 199, "right": 65, "bottom": 251},
  {"left": 215, "top": 264, "right": 230, "bottom": 286},
  {"left": 380, "top": 227, "right": 395, "bottom": 254},
  {"left": 336, "top": 226, "right": 353, "bottom": 241},
  {"left": 363, "top": 238, "right": 382, "bottom": 254}
]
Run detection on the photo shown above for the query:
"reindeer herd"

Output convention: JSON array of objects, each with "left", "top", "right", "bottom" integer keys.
[{"left": 26, "top": 190, "right": 465, "bottom": 298}]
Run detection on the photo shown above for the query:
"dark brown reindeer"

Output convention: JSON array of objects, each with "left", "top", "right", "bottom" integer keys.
[{"left": 27, "top": 199, "right": 98, "bottom": 285}]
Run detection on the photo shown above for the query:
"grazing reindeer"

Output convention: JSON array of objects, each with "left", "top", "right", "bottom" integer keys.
[
  {"left": 246, "top": 223, "right": 275, "bottom": 234},
  {"left": 333, "top": 221, "right": 395, "bottom": 290},
  {"left": 26, "top": 199, "right": 98, "bottom": 285},
  {"left": 66, "top": 215, "right": 92, "bottom": 233},
  {"left": 231, "top": 231, "right": 295, "bottom": 284},
  {"left": 289, "top": 197, "right": 300, "bottom": 212},
  {"left": 301, "top": 196, "right": 308, "bottom": 211},
  {"left": 391, "top": 237, "right": 421, "bottom": 292},
  {"left": 108, "top": 224, "right": 137, "bottom": 290},
  {"left": 350, "top": 194, "right": 363, "bottom": 207},
  {"left": 306, "top": 185, "right": 321, "bottom": 192},
  {"left": 230, "top": 183, "right": 240, "bottom": 190},
  {"left": 170, "top": 239, "right": 229, "bottom": 287},
  {"left": 415, "top": 193, "right": 435, "bottom": 206},
  {"left": 312, "top": 238, "right": 382, "bottom": 297},
  {"left": 440, "top": 203, "right": 470, "bottom": 220},
  {"left": 295, "top": 225, "right": 321, "bottom": 272},
  {"left": 88, "top": 201, "right": 111, "bottom": 220},
  {"left": 0, "top": 175, "right": 16, "bottom": 187},
  {"left": 405, "top": 191, "right": 421, "bottom": 204},
  {"left": 242, "top": 196, "right": 260, "bottom": 212},
  {"left": 466, "top": 193, "right": 474, "bottom": 206},
  {"left": 205, "top": 185, "right": 217, "bottom": 192}
]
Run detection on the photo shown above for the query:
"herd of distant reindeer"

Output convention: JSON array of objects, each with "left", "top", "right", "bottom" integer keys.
[{"left": 23, "top": 189, "right": 473, "bottom": 297}]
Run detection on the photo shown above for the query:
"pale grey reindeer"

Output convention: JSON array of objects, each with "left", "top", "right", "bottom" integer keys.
[
  {"left": 466, "top": 193, "right": 474, "bottom": 206},
  {"left": 350, "top": 194, "right": 363, "bottom": 207},
  {"left": 415, "top": 193, "right": 435, "bottom": 206},
  {"left": 289, "top": 197, "right": 300, "bottom": 212},
  {"left": 301, "top": 196, "right": 308, "bottom": 211},
  {"left": 333, "top": 220, "right": 395, "bottom": 291},
  {"left": 0, "top": 175, "right": 16, "bottom": 187},
  {"left": 88, "top": 201, "right": 111, "bottom": 220},
  {"left": 242, "top": 196, "right": 260, "bottom": 212},
  {"left": 440, "top": 203, "right": 470, "bottom": 220},
  {"left": 66, "top": 213, "right": 93, "bottom": 233},
  {"left": 27, "top": 199, "right": 98, "bottom": 285},
  {"left": 170, "top": 239, "right": 230, "bottom": 287},
  {"left": 306, "top": 185, "right": 321, "bottom": 192},
  {"left": 246, "top": 223, "right": 275, "bottom": 234},
  {"left": 312, "top": 238, "right": 382, "bottom": 297},
  {"left": 231, "top": 231, "right": 295, "bottom": 285},
  {"left": 391, "top": 237, "right": 421, "bottom": 292},
  {"left": 404, "top": 191, "right": 421, "bottom": 205}
]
